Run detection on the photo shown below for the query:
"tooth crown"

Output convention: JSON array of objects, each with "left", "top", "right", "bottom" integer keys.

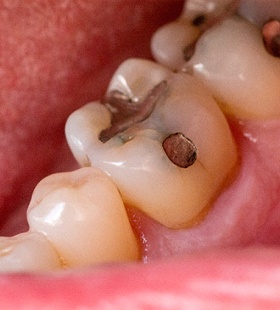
[
  {"left": 151, "top": 13, "right": 280, "bottom": 120},
  {"left": 151, "top": 20, "right": 200, "bottom": 71},
  {"left": 66, "top": 59, "right": 237, "bottom": 229},
  {"left": 27, "top": 167, "right": 139, "bottom": 267},
  {"left": 184, "top": 16, "right": 280, "bottom": 119},
  {"left": 0, "top": 232, "right": 62, "bottom": 272}
]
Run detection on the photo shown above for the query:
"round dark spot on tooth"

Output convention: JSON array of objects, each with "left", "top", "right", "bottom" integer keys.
[
  {"left": 162, "top": 133, "right": 197, "bottom": 168},
  {"left": 192, "top": 15, "right": 206, "bottom": 27}
]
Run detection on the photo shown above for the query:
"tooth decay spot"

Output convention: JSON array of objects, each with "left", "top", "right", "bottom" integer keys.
[
  {"left": 99, "top": 80, "right": 168, "bottom": 143},
  {"left": 183, "top": 41, "right": 197, "bottom": 61},
  {"left": 262, "top": 20, "right": 280, "bottom": 57},
  {"left": 192, "top": 15, "right": 206, "bottom": 27},
  {"left": 162, "top": 133, "right": 197, "bottom": 168},
  {"left": 182, "top": 0, "right": 239, "bottom": 30}
]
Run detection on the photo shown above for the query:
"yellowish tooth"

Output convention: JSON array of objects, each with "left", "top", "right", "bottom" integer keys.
[
  {"left": 183, "top": 16, "right": 280, "bottom": 119},
  {"left": 151, "top": 20, "right": 200, "bottom": 71},
  {"left": 27, "top": 167, "right": 139, "bottom": 267},
  {"left": 0, "top": 232, "right": 62, "bottom": 273},
  {"left": 66, "top": 59, "right": 237, "bottom": 229}
]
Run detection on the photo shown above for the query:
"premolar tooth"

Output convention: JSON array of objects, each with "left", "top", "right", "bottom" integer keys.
[
  {"left": 183, "top": 16, "right": 280, "bottom": 119},
  {"left": 0, "top": 232, "right": 62, "bottom": 273},
  {"left": 27, "top": 167, "right": 139, "bottom": 267},
  {"left": 66, "top": 59, "right": 237, "bottom": 229}
]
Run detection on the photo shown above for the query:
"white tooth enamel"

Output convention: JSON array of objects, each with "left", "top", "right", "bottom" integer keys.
[
  {"left": 65, "top": 103, "right": 111, "bottom": 167},
  {"left": 66, "top": 59, "right": 237, "bottom": 229},
  {"left": 183, "top": 16, "right": 280, "bottom": 119},
  {"left": 107, "top": 58, "right": 171, "bottom": 99},
  {"left": 151, "top": 20, "right": 200, "bottom": 71},
  {"left": 27, "top": 167, "right": 139, "bottom": 267},
  {"left": 0, "top": 232, "right": 62, "bottom": 273},
  {"left": 239, "top": 0, "right": 280, "bottom": 27}
]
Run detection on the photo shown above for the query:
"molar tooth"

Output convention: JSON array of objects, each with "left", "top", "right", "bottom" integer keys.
[
  {"left": 0, "top": 232, "right": 62, "bottom": 273},
  {"left": 66, "top": 59, "right": 237, "bottom": 229},
  {"left": 183, "top": 16, "right": 280, "bottom": 119},
  {"left": 27, "top": 167, "right": 139, "bottom": 267}
]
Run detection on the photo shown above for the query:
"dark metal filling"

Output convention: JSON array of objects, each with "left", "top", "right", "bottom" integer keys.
[
  {"left": 100, "top": 81, "right": 197, "bottom": 168},
  {"left": 99, "top": 81, "right": 168, "bottom": 143},
  {"left": 162, "top": 133, "right": 197, "bottom": 168}
]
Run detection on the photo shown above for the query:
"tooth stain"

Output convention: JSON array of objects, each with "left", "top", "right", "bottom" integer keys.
[
  {"left": 183, "top": 40, "right": 197, "bottom": 61},
  {"left": 192, "top": 14, "right": 206, "bottom": 27},
  {"left": 99, "top": 80, "right": 168, "bottom": 143},
  {"left": 162, "top": 133, "right": 197, "bottom": 168}
]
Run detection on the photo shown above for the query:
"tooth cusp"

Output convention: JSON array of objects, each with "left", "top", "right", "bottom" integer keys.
[
  {"left": 27, "top": 167, "right": 139, "bottom": 267},
  {"left": 0, "top": 232, "right": 62, "bottom": 273}
]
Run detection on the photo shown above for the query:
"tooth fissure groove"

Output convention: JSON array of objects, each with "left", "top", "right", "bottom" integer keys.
[{"left": 99, "top": 80, "right": 168, "bottom": 143}]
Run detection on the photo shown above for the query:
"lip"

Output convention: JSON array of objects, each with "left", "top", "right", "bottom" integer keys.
[
  {"left": 1, "top": 247, "right": 280, "bottom": 308},
  {"left": 1, "top": 0, "right": 280, "bottom": 308}
]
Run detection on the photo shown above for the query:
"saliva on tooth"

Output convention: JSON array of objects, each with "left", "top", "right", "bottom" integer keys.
[
  {"left": 151, "top": 4, "right": 280, "bottom": 119},
  {"left": 66, "top": 58, "right": 238, "bottom": 230}
]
